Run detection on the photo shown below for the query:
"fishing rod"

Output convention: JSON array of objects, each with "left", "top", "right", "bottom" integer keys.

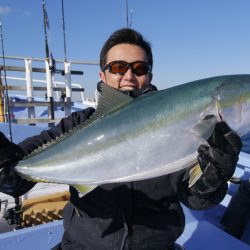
[
  {"left": 125, "top": 0, "right": 134, "bottom": 28},
  {"left": 61, "top": 0, "right": 67, "bottom": 62},
  {"left": 60, "top": 0, "right": 73, "bottom": 115},
  {"left": 0, "top": 21, "right": 23, "bottom": 230},
  {"left": 42, "top": 0, "right": 55, "bottom": 122},
  {"left": 129, "top": 8, "right": 134, "bottom": 28},
  {"left": 0, "top": 20, "right": 13, "bottom": 142},
  {"left": 125, "top": 0, "right": 129, "bottom": 28}
]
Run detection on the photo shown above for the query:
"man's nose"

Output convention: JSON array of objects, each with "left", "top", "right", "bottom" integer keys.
[{"left": 123, "top": 68, "right": 134, "bottom": 79}]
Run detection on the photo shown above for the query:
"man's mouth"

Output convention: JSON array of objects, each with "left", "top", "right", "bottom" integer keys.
[{"left": 120, "top": 84, "right": 138, "bottom": 91}]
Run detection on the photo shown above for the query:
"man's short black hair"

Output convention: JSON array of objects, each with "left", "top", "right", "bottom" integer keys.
[{"left": 100, "top": 28, "right": 153, "bottom": 70}]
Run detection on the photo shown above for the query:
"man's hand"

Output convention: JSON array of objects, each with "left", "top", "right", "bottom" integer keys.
[
  {"left": 195, "top": 121, "right": 242, "bottom": 192},
  {"left": 0, "top": 132, "right": 24, "bottom": 169}
]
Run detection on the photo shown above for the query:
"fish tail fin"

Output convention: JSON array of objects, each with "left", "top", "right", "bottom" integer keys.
[{"left": 188, "top": 162, "right": 203, "bottom": 187}]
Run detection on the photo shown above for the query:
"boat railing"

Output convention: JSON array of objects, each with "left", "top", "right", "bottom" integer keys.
[
  {"left": 4, "top": 76, "right": 86, "bottom": 103},
  {"left": 0, "top": 55, "right": 98, "bottom": 125}
]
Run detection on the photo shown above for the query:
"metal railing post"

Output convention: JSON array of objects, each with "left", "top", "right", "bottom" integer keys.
[
  {"left": 25, "top": 59, "right": 35, "bottom": 122},
  {"left": 0, "top": 72, "right": 5, "bottom": 122},
  {"left": 64, "top": 61, "right": 72, "bottom": 116},
  {"left": 45, "top": 59, "right": 55, "bottom": 126}
]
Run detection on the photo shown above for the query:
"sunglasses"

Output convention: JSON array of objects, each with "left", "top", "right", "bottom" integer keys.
[{"left": 102, "top": 60, "right": 152, "bottom": 76}]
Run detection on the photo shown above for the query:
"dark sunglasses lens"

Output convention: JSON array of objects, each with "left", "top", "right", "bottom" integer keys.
[
  {"left": 110, "top": 62, "right": 128, "bottom": 75},
  {"left": 132, "top": 62, "right": 150, "bottom": 76}
]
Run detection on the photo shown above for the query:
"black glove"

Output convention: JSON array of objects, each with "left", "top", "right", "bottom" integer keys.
[
  {"left": 194, "top": 121, "right": 242, "bottom": 193},
  {"left": 0, "top": 132, "right": 36, "bottom": 197},
  {"left": 0, "top": 132, "right": 24, "bottom": 169}
]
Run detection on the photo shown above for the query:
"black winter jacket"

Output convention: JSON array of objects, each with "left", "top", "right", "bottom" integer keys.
[{"left": 0, "top": 89, "right": 228, "bottom": 250}]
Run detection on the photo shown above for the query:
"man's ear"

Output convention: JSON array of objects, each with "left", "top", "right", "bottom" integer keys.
[
  {"left": 99, "top": 71, "right": 106, "bottom": 83},
  {"left": 149, "top": 72, "right": 153, "bottom": 83}
]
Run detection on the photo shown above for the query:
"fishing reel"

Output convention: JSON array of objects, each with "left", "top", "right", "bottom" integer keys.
[{"left": 1, "top": 197, "right": 23, "bottom": 230}]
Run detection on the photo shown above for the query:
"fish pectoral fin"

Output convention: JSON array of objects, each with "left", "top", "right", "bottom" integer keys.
[
  {"left": 72, "top": 184, "right": 97, "bottom": 197},
  {"left": 188, "top": 162, "right": 203, "bottom": 187},
  {"left": 191, "top": 114, "right": 218, "bottom": 140}
]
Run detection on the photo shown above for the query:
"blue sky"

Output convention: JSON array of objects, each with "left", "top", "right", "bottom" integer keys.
[{"left": 1, "top": 0, "right": 250, "bottom": 98}]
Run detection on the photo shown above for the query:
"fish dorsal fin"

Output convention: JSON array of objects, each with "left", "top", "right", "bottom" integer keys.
[{"left": 93, "top": 82, "right": 134, "bottom": 119}]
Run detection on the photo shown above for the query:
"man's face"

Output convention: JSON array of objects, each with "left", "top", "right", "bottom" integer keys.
[{"left": 99, "top": 44, "right": 152, "bottom": 91}]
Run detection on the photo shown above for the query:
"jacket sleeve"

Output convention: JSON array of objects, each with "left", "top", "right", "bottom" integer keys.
[
  {"left": 171, "top": 169, "right": 228, "bottom": 210},
  {"left": 0, "top": 107, "right": 95, "bottom": 198}
]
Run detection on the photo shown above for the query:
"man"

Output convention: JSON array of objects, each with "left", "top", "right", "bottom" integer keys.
[{"left": 0, "top": 28, "right": 242, "bottom": 250}]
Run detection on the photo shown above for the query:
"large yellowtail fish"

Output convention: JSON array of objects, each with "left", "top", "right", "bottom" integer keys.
[{"left": 13, "top": 75, "right": 250, "bottom": 194}]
